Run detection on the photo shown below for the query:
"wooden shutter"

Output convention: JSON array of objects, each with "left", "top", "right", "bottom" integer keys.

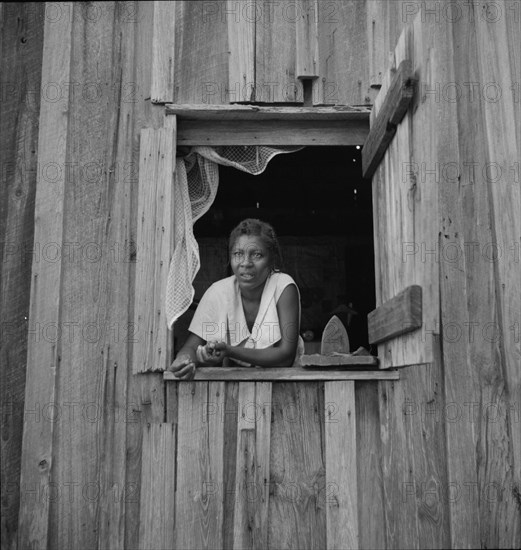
[
  {"left": 363, "top": 17, "right": 448, "bottom": 368},
  {"left": 133, "top": 117, "right": 176, "bottom": 373}
]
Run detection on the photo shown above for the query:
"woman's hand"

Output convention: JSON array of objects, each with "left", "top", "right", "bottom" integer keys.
[
  {"left": 197, "top": 341, "right": 228, "bottom": 365},
  {"left": 168, "top": 354, "right": 197, "bottom": 381}
]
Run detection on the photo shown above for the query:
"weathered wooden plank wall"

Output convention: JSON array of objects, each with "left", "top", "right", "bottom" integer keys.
[
  {"left": 162, "top": 380, "right": 384, "bottom": 548},
  {"left": 13, "top": 2, "right": 171, "bottom": 549},
  {"left": 17, "top": 4, "right": 73, "bottom": 548},
  {"left": 7, "top": 1, "right": 520, "bottom": 549},
  {"left": 371, "top": 4, "right": 520, "bottom": 549},
  {"left": 0, "top": 4, "right": 45, "bottom": 549},
  {"left": 441, "top": 1, "right": 521, "bottom": 547},
  {"left": 173, "top": 0, "right": 405, "bottom": 105}
]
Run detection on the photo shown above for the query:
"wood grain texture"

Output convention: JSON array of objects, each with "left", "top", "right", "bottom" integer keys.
[
  {"left": 268, "top": 383, "right": 326, "bottom": 548},
  {"left": 233, "top": 383, "right": 272, "bottom": 549},
  {"left": 355, "top": 382, "right": 385, "bottom": 550},
  {"left": 405, "top": 340, "right": 451, "bottom": 549},
  {"left": 255, "top": 0, "right": 297, "bottom": 102},
  {"left": 175, "top": 382, "right": 225, "bottom": 549},
  {"left": 166, "top": 104, "right": 370, "bottom": 119},
  {"left": 325, "top": 381, "right": 358, "bottom": 549},
  {"left": 440, "top": 2, "right": 521, "bottom": 547},
  {"left": 125, "top": 2, "right": 169, "bottom": 545},
  {"left": 296, "top": 0, "right": 319, "bottom": 79},
  {"left": 301, "top": 355, "right": 377, "bottom": 367},
  {"left": 473, "top": 6, "right": 520, "bottom": 545},
  {"left": 366, "top": 0, "right": 406, "bottom": 92},
  {"left": 368, "top": 285, "right": 422, "bottom": 346},
  {"left": 366, "top": 0, "right": 387, "bottom": 89},
  {"left": 176, "top": 119, "right": 368, "bottom": 146},
  {"left": 46, "top": 5, "right": 136, "bottom": 548},
  {"left": 314, "top": 0, "right": 370, "bottom": 106},
  {"left": 378, "top": 378, "right": 420, "bottom": 548},
  {"left": 133, "top": 125, "right": 175, "bottom": 373},
  {"left": 164, "top": 367, "right": 397, "bottom": 382},
  {"left": 378, "top": 357, "right": 452, "bottom": 549},
  {"left": 362, "top": 59, "right": 416, "bottom": 179},
  {"left": 138, "top": 423, "right": 176, "bottom": 549},
  {"left": 17, "top": 4, "right": 72, "bottom": 548},
  {"left": 222, "top": 382, "right": 239, "bottom": 550},
  {"left": 371, "top": 17, "right": 439, "bottom": 369},
  {"left": 0, "top": 4, "right": 44, "bottom": 549},
  {"left": 227, "top": 0, "right": 255, "bottom": 102},
  {"left": 439, "top": 13, "right": 482, "bottom": 545},
  {"left": 174, "top": 1, "right": 229, "bottom": 104},
  {"left": 151, "top": 1, "right": 176, "bottom": 103}
]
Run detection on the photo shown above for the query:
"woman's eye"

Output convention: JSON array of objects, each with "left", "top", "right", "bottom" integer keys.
[
  {"left": 233, "top": 251, "right": 244, "bottom": 260},
  {"left": 252, "top": 252, "right": 262, "bottom": 259}
]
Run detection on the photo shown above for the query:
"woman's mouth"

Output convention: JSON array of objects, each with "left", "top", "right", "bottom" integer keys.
[{"left": 239, "top": 272, "right": 255, "bottom": 280}]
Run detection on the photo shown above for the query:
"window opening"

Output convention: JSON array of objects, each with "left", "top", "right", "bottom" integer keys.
[{"left": 173, "top": 146, "right": 376, "bottom": 360}]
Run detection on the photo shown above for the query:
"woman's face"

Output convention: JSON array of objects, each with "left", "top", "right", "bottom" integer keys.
[{"left": 230, "top": 235, "right": 271, "bottom": 292}]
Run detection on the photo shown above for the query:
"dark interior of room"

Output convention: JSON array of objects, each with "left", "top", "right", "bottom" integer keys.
[{"left": 175, "top": 146, "right": 376, "bottom": 356}]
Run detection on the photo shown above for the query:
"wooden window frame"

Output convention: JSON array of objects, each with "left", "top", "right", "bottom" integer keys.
[{"left": 152, "top": 104, "right": 399, "bottom": 382}]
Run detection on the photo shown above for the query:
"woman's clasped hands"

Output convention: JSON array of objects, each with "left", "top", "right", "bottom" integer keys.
[{"left": 196, "top": 341, "right": 228, "bottom": 365}]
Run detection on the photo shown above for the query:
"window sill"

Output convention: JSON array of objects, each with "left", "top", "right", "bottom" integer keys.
[{"left": 163, "top": 365, "right": 399, "bottom": 382}]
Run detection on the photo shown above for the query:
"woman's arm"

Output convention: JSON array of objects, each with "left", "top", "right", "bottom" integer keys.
[
  {"left": 169, "top": 332, "right": 226, "bottom": 380},
  {"left": 168, "top": 333, "right": 205, "bottom": 380},
  {"left": 218, "top": 284, "right": 300, "bottom": 367},
  {"left": 174, "top": 332, "right": 204, "bottom": 363}
]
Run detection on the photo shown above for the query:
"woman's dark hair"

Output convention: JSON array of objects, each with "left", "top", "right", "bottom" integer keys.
[{"left": 228, "top": 218, "right": 283, "bottom": 271}]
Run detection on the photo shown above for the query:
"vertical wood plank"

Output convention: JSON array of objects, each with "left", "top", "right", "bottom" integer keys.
[
  {"left": 222, "top": 382, "right": 239, "bottom": 550},
  {"left": 48, "top": 4, "right": 137, "bottom": 548},
  {"left": 125, "top": 0, "right": 170, "bottom": 544},
  {"left": 366, "top": 0, "right": 387, "bottom": 89},
  {"left": 233, "top": 382, "right": 272, "bottom": 549},
  {"left": 17, "top": 4, "right": 72, "bottom": 548},
  {"left": 226, "top": 0, "right": 255, "bottom": 102},
  {"left": 0, "top": 4, "right": 45, "bottom": 549},
  {"left": 296, "top": 0, "right": 319, "bottom": 79},
  {"left": 314, "top": 0, "right": 369, "bottom": 106},
  {"left": 378, "top": 378, "right": 420, "bottom": 549},
  {"left": 474, "top": 8, "right": 521, "bottom": 544},
  {"left": 325, "top": 381, "right": 358, "bottom": 550},
  {"left": 255, "top": 0, "right": 297, "bottom": 102},
  {"left": 356, "top": 382, "right": 385, "bottom": 550},
  {"left": 151, "top": 1, "right": 176, "bottom": 103},
  {"left": 133, "top": 124, "right": 175, "bottom": 373},
  {"left": 268, "top": 383, "right": 326, "bottom": 549},
  {"left": 139, "top": 423, "right": 176, "bottom": 549},
  {"left": 174, "top": 1, "right": 230, "bottom": 104},
  {"left": 440, "top": 2, "right": 521, "bottom": 547},
  {"left": 410, "top": 344, "right": 451, "bottom": 549},
  {"left": 175, "top": 382, "right": 225, "bottom": 549}
]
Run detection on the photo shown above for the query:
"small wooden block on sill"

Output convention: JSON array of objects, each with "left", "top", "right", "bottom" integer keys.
[
  {"left": 368, "top": 285, "right": 422, "bottom": 345},
  {"left": 163, "top": 366, "right": 398, "bottom": 382}
]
